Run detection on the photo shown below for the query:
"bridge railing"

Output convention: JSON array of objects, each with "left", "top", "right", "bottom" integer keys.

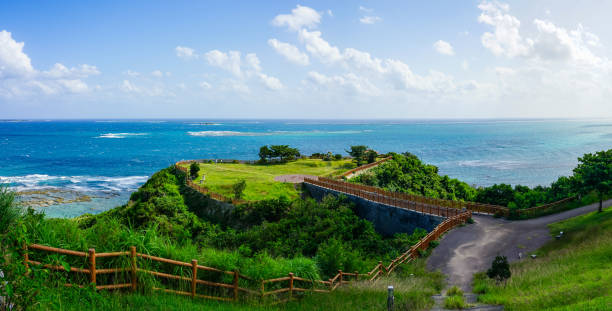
[{"left": 306, "top": 177, "right": 508, "bottom": 217}]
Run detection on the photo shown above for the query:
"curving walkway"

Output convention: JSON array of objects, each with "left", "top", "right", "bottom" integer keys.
[{"left": 427, "top": 199, "right": 612, "bottom": 291}]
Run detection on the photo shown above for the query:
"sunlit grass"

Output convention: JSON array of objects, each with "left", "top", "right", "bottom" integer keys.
[{"left": 180, "top": 159, "right": 355, "bottom": 201}]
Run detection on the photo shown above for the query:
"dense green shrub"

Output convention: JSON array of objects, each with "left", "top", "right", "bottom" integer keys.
[
  {"left": 189, "top": 162, "right": 199, "bottom": 179},
  {"left": 486, "top": 255, "right": 511, "bottom": 283},
  {"left": 0, "top": 185, "right": 20, "bottom": 234},
  {"left": 351, "top": 152, "right": 476, "bottom": 201}
]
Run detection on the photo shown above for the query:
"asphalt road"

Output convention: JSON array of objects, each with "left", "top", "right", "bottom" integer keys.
[{"left": 426, "top": 198, "right": 612, "bottom": 291}]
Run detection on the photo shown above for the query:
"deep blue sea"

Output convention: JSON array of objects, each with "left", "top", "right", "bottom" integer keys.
[{"left": 1, "top": 119, "right": 611, "bottom": 218}]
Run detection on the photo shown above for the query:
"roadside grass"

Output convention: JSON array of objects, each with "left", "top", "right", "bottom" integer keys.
[
  {"left": 32, "top": 258, "right": 443, "bottom": 311},
  {"left": 473, "top": 207, "right": 612, "bottom": 310},
  {"left": 180, "top": 159, "right": 355, "bottom": 201}
]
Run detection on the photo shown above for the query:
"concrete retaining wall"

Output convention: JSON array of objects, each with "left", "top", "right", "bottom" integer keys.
[{"left": 304, "top": 183, "right": 445, "bottom": 237}]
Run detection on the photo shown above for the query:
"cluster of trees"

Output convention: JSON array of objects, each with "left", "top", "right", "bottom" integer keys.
[
  {"left": 258, "top": 145, "right": 300, "bottom": 163},
  {"left": 352, "top": 149, "right": 611, "bottom": 213},
  {"left": 310, "top": 152, "right": 343, "bottom": 161},
  {"left": 346, "top": 145, "right": 379, "bottom": 166},
  {"left": 476, "top": 149, "right": 611, "bottom": 212},
  {"left": 351, "top": 152, "right": 476, "bottom": 201}
]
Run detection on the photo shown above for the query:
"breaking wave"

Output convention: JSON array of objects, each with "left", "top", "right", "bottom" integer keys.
[
  {"left": 0, "top": 174, "right": 148, "bottom": 192},
  {"left": 97, "top": 133, "right": 149, "bottom": 139}
]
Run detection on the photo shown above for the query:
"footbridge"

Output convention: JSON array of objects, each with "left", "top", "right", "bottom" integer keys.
[{"left": 303, "top": 177, "right": 506, "bottom": 236}]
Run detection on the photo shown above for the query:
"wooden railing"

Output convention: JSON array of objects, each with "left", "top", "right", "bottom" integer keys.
[
  {"left": 305, "top": 177, "right": 508, "bottom": 217},
  {"left": 515, "top": 196, "right": 577, "bottom": 218},
  {"left": 22, "top": 210, "right": 472, "bottom": 304},
  {"left": 339, "top": 157, "right": 392, "bottom": 178}
]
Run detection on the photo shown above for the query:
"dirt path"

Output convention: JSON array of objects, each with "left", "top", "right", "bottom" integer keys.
[
  {"left": 427, "top": 199, "right": 612, "bottom": 291},
  {"left": 274, "top": 174, "right": 318, "bottom": 183}
]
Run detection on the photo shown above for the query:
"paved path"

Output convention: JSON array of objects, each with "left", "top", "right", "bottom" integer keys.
[{"left": 427, "top": 199, "right": 612, "bottom": 291}]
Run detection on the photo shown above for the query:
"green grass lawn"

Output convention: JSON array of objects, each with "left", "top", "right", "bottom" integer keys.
[
  {"left": 180, "top": 159, "right": 355, "bottom": 201},
  {"left": 473, "top": 207, "right": 612, "bottom": 310}
]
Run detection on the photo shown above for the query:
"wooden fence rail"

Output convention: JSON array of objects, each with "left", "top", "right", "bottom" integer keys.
[
  {"left": 515, "top": 196, "right": 577, "bottom": 218},
  {"left": 22, "top": 210, "right": 472, "bottom": 304},
  {"left": 339, "top": 157, "right": 392, "bottom": 178},
  {"left": 178, "top": 158, "right": 576, "bottom": 220},
  {"left": 305, "top": 177, "right": 505, "bottom": 217}
]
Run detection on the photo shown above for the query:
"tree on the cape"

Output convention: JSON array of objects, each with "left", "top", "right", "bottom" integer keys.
[
  {"left": 259, "top": 145, "right": 272, "bottom": 162},
  {"left": 346, "top": 145, "right": 368, "bottom": 165},
  {"left": 573, "top": 149, "right": 612, "bottom": 212},
  {"left": 189, "top": 162, "right": 200, "bottom": 179}
]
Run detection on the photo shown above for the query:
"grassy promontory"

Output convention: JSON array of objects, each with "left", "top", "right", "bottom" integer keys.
[
  {"left": 179, "top": 158, "right": 355, "bottom": 201},
  {"left": 0, "top": 157, "right": 441, "bottom": 310}
]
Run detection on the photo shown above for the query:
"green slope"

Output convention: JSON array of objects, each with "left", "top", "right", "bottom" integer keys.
[{"left": 473, "top": 207, "right": 612, "bottom": 310}]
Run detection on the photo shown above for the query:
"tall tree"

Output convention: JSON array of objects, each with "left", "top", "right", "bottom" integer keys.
[
  {"left": 346, "top": 145, "right": 368, "bottom": 165},
  {"left": 259, "top": 145, "right": 272, "bottom": 162},
  {"left": 573, "top": 149, "right": 612, "bottom": 212},
  {"left": 189, "top": 162, "right": 200, "bottom": 179}
]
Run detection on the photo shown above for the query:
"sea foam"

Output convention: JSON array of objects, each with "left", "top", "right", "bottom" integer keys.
[
  {"left": 0, "top": 174, "right": 148, "bottom": 192},
  {"left": 97, "top": 133, "right": 148, "bottom": 139}
]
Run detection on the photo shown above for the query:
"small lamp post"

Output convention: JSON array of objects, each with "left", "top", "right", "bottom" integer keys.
[{"left": 387, "top": 285, "right": 394, "bottom": 311}]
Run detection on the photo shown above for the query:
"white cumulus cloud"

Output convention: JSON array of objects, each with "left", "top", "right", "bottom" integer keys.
[
  {"left": 0, "top": 30, "right": 35, "bottom": 78},
  {"left": 360, "top": 16, "right": 382, "bottom": 25},
  {"left": 268, "top": 39, "right": 309, "bottom": 65},
  {"left": 272, "top": 5, "right": 321, "bottom": 31},
  {"left": 434, "top": 40, "right": 455, "bottom": 56},
  {"left": 175, "top": 46, "right": 198, "bottom": 60}
]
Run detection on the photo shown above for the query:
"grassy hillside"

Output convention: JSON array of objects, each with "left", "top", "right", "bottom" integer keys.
[
  {"left": 0, "top": 165, "right": 442, "bottom": 310},
  {"left": 473, "top": 207, "right": 612, "bottom": 310},
  {"left": 179, "top": 158, "right": 354, "bottom": 201}
]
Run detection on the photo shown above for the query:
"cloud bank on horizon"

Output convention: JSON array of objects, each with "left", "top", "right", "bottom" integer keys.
[{"left": 0, "top": 1, "right": 611, "bottom": 119}]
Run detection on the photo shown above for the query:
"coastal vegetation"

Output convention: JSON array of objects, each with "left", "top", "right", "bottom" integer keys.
[
  {"left": 258, "top": 145, "right": 301, "bottom": 163},
  {"left": 0, "top": 159, "right": 439, "bottom": 310},
  {"left": 351, "top": 149, "right": 612, "bottom": 217},
  {"left": 349, "top": 152, "right": 477, "bottom": 201},
  {"left": 1, "top": 147, "right": 610, "bottom": 310},
  {"left": 473, "top": 207, "right": 612, "bottom": 310}
]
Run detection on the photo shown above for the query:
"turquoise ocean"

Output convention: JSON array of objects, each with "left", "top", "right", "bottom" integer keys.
[{"left": 1, "top": 119, "right": 611, "bottom": 218}]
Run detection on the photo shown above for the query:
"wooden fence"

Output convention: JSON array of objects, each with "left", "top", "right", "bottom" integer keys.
[
  {"left": 22, "top": 211, "right": 472, "bottom": 304},
  {"left": 515, "top": 196, "right": 577, "bottom": 218},
  {"left": 339, "top": 157, "right": 392, "bottom": 179},
  {"left": 306, "top": 177, "right": 508, "bottom": 217},
  {"left": 178, "top": 158, "right": 576, "bottom": 220}
]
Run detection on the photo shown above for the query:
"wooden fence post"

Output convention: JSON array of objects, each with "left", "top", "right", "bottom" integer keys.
[
  {"left": 191, "top": 259, "right": 198, "bottom": 298},
  {"left": 23, "top": 243, "right": 29, "bottom": 273},
  {"left": 260, "top": 280, "right": 265, "bottom": 298},
  {"left": 88, "top": 248, "right": 96, "bottom": 286},
  {"left": 289, "top": 273, "right": 294, "bottom": 299},
  {"left": 130, "top": 246, "right": 137, "bottom": 291},
  {"left": 233, "top": 270, "right": 239, "bottom": 301},
  {"left": 355, "top": 271, "right": 359, "bottom": 282},
  {"left": 338, "top": 270, "right": 343, "bottom": 286}
]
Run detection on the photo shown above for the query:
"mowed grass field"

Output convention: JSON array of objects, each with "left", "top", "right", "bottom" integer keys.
[
  {"left": 180, "top": 159, "right": 355, "bottom": 201},
  {"left": 473, "top": 207, "right": 612, "bottom": 310}
]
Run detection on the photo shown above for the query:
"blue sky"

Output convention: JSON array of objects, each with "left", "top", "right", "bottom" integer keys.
[{"left": 1, "top": 1, "right": 611, "bottom": 119}]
